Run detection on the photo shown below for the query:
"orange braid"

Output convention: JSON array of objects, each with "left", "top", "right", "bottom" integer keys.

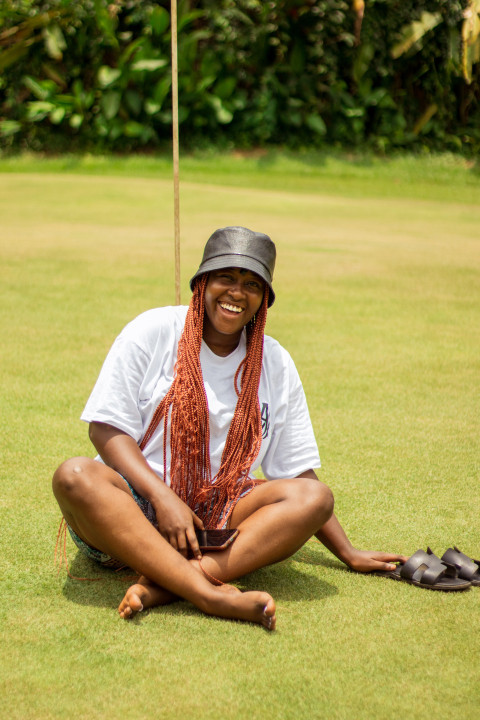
[{"left": 139, "top": 274, "right": 269, "bottom": 528}]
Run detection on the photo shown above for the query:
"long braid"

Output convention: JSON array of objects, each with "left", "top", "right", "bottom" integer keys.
[{"left": 139, "top": 275, "right": 269, "bottom": 528}]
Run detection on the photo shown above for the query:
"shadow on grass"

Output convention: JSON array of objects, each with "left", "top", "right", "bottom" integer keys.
[
  {"left": 236, "top": 565, "right": 337, "bottom": 602},
  {"left": 61, "top": 545, "right": 338, "bottom": 615},
  {"left": 60, "top": 553, "right": 139, "bottom": 609},
  {"left": 293, "top": 539, "right": 347, "bottom": 572}
]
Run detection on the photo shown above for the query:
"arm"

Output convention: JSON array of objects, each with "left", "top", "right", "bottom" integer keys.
[
  {"left": 89, "top": 421, "right": 204, "bottom": 559},
  {"left": 298, "top": 470, "right": 408, "bottom": 572}
]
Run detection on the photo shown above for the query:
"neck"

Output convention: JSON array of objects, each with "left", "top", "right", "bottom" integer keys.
[{"left": 202, "top": 327, "right": 243, "bottom": 357}]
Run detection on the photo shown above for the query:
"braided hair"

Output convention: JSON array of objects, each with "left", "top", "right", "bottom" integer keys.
[{"left": 139, "top": 273, "right": 269, "bottom": 528}]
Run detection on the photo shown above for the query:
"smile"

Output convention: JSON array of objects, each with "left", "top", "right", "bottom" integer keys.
[{"left": 219, "top": 302, "right": 243, "bottom": 314}]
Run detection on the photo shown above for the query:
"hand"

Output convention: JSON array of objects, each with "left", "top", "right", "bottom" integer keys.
[
  {"left": 346, "top": 549, "right": 409, "bottom": 573},
  {"left": 152, "top": 490, "right": 205, "bottom": 560}
]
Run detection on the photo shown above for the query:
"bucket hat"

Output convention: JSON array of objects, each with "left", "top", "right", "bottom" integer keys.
[{"left": 190, "top": 226, "right": 276, "bottom": 306}]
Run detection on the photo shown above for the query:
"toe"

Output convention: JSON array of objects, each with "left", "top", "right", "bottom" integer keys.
[{"left": 262, "top": 597, "right": 276, "bottom": 631}]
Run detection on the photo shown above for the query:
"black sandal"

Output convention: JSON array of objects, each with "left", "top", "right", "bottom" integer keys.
[
  {"left": 372, "top": 548, "right": 471, "bottom": 591},
  {"left": 441, "top": 547, "right": 480, "bottom": 586}
]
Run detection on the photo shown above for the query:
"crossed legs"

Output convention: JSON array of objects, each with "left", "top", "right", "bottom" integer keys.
[
  {"left": 201, "top": 474, "right": 334, "bottom": 581},
  {"left": 52, "top": 458, "right": 334, "bottom": 628}
]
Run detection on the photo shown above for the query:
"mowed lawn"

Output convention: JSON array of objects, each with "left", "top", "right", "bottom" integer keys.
[{"left": 1, "top": 154, "right": 479, "bottom": 720}]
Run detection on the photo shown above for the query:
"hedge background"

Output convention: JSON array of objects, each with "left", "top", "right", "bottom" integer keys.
[{"left": 1, "top": 0, "right": 479, "bottom": 154}]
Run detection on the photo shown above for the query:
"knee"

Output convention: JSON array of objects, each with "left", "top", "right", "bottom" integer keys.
[
  {"left": 52, "top": 457, "right": 96, "bottom": 501},
  {"left": 296, "top": 478, "right": 334, "bottom": 524},
  {"left": 317, "top": 481, "right": 334, "bottom": 521}
]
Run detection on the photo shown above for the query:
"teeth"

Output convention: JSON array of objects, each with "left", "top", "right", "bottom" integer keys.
[{"left": 220, "top": 302, "right": 242, "bottom": 313}]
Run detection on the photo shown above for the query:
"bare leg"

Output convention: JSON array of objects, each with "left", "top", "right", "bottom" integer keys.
[
  {"left": 118, "top": 574, "right": 242, "bottom": 618},
  {"left": 52, "top": 458, "right": 275, "bottom": 629},
  {"left": 119, "top": 476, "right": 334, "bottom": 615},
  {"left": 197, "top": 476, "right": 334, "bottom": 583}
]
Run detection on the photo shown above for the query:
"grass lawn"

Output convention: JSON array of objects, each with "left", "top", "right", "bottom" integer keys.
[{"left": 1, "top": 152, "right": 479, "bottom": 719}]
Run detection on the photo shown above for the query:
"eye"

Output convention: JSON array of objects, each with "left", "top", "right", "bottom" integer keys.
[{"left": 214, "top": 271, "right": 233, "bottom": 281}]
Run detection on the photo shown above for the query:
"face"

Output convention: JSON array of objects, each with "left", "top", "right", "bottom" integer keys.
[{"left": 203, "top": 267, "right": 265, "bottom": 345}]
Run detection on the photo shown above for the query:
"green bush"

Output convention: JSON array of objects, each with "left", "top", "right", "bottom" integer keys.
[{"left": 0, "top": 0, "right": 479, "bottom": 153}]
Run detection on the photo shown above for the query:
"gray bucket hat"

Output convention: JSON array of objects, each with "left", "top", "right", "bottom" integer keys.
[{"left": 190, "top": 226, "right": 276, "bottom": 306}]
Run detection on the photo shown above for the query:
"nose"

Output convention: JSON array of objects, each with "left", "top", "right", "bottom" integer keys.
[{"left": 227, "top": 280, "right": 245, "bottom": 299}]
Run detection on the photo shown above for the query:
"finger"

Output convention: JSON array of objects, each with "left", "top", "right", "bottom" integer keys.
[
  {"left": 191, "top": 512, "right": 205, "bottom": 530},
  {"left": 167, "top": 533, "right": 179, "bottom": 552},
  {"left": 387, "top": 554, "right": 408, "bottom": 564},
  {"left": 382, "top": 562, "right": 398, "bottom": 572},
  {"left": 365, "top": 559, "right": 397, "bottom": 572},
  {"left": 382, "top": 556, "right": 408, "bottom": 565},
  {"left": 369, "top": 556, "right": 400, "bottom": 571},
  {"left": 177, "top": 532, "right": 189, "bottom": 558},
  {"left": 186, "top": 527, "right": 202, "bottom": 560},
  {"left": 373, "top": 552, "right": 407, "bottom": 563}
]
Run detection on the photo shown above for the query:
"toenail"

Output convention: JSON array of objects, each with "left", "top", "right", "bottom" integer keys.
[{"left": 73, "top": 465, "right": 82, "bottom": 474}]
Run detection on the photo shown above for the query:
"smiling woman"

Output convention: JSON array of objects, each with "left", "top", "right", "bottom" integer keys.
[
  {"left": 52, "top": 226, "right": 405, "bottom": 630},
  {"left": 203, "top": 269, "right": 265, "bottom": 355}
]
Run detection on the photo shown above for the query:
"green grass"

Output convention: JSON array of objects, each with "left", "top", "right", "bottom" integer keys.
[
  {"left": 1, "top": 148, "right": 480, "bottom": 203},
  {"left": 1, "top": 152, "right": 479, "bottom": 719}
]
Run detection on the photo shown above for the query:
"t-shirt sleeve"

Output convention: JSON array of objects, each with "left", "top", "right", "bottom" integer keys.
[
  {"left": 80, "top": 320, "right": 152, "bottom": 442},
  {"left": 260, "top": 350, "right": 321, "bottom": 480}
]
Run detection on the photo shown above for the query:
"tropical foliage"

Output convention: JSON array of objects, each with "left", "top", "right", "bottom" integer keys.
[{"left": 0, "top": 0, "right": 479, "bottom": 153}]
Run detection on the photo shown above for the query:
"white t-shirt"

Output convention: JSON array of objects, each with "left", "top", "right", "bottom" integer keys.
[{"left": 81, "top": 306, "right": 320, "bottom": 483}]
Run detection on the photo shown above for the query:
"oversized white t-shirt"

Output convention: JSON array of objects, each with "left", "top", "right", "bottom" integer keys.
[{"left": 81, "top": 306, "right": 320, "bottom": 483}]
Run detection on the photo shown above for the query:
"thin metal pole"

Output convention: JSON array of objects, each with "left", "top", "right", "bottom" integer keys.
[{"left": 171, "top": 0, "right": 181, "bottom": 305}]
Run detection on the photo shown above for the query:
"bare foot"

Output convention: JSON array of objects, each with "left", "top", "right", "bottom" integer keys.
[
  {"left": 118, "top": 566, "right": 276, "bottom": 630},
  {"left": 118, "top": 574, "right": 241, "bottom": 619},
  {"left": 118, "top": 558, "right": 229, "bottom": 620},
  {"left": 217, "top": 583, "right": 241, "bottom": 595},
  {"left": 118, "top": 576, "right": 176, "bottom": 619},
  {"left": 201, "top": 588, "right": 276, "bottom": 631}
]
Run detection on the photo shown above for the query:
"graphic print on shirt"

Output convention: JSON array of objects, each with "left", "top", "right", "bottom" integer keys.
[{"left": 261, "top": 402, "right": 270, "bottom": 439}]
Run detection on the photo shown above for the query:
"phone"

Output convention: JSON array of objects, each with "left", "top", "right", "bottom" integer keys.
[{"left": 195, "top": 528, "right": 239, "bottom": 551}]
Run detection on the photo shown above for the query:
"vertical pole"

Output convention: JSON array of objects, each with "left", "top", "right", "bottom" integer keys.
[{"left": 171, "top": 0, "right": 181, "bottom": 305}]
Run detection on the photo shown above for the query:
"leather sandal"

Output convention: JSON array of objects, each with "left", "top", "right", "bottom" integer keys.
[
  {"left": 372, "top": 548, "right": 471, "bottom": 591},
  {"left": 441, "top": 547, "right": 480, "bottom": 586}
]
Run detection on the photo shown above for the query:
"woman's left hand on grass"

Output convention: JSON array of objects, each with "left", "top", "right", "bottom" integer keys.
[{"left": 346, "top": 549, "right": 409, "bottom": 573}]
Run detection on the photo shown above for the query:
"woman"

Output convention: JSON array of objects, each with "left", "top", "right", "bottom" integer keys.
[{"left": 53, "top": 226, "right": 405, "bottom": 630}]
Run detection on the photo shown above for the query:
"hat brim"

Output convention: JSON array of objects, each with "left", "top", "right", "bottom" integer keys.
[{"left": 190, "top": 253, "right": 275, "bottom": 307}]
